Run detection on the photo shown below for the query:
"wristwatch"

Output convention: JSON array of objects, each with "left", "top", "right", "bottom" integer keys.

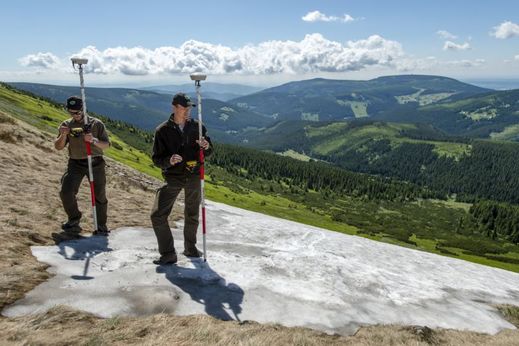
[{"left": 92, "top": 138, "right": 99, "bottom": 144}]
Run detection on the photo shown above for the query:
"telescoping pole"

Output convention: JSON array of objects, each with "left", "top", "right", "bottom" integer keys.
[
  {"left": 71, "top": 58, "right": 98, "bottom": 232},
  {"left": 190, "top": 73, "right": 207, "bottom": 262}
]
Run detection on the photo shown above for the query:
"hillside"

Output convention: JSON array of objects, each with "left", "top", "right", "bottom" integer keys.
[
  {"left": 3, "top": 82, "right": 519, "bottom": 271},
  {"left": 12, "top": 77, "right": 519, "bottom": 149},
  {"left": 375, "top": 88, "right": 519, "bottom": 138},
  {"left": 244, "top": 119, "right": 519, "bottom": 205},
  {"left": 1, "top": 102, "right": 518, "bottom": 346},
  {"left": 8, "top": 82, "right": 271, "bottom": 139},
  {"left": 230, "top": 75, "right": 489, "bottom": 122}
]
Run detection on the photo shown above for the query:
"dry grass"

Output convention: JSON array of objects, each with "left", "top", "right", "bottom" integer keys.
[
  {"left": 1, "top": 111, "right": 518, "bottom": 345},
  {"left": 1, "top": 306, "right": 519, "bottom": 346}
]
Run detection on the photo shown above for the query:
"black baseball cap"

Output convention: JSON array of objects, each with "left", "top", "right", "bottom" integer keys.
[
  {"left": 66, "top": 96, "right": 83, "bottom": 111},
  {"left": 172, "top": 93, "right": 195, "bottom": 107}
]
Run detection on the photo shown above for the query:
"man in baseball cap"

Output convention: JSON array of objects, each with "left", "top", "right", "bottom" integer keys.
[
  {"left": 53, "top": 95, "right": 111, "bottom": 239},
  {"left": 150, "top": 91, "right": 211, "bottom": 265},
  {"left": 172, "top": 93, "right": 196, "bottom": 108}
]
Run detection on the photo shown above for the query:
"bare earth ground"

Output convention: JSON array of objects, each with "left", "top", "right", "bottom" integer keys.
[{"left": 0, "top": 112, "right": 518, "bottom": 345}]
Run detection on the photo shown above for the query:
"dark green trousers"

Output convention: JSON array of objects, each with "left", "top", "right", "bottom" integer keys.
[
  {"left": 60, "top": 157, "right": 108, "bottom": 227},
  {"left": 150, "top": 174, "right": 201, "bottom": 256}
]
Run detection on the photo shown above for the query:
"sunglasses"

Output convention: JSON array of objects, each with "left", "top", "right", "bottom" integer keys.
[{"left": 68, "top": 110, "right": 82, "bottom": 115}]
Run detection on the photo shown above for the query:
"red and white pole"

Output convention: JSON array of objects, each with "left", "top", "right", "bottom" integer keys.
[
  {"left": 191, "top": 74, "right": 207, "bottom": 262},
  {"left": 72, "top": 58, "right": 98, "bottom": 232}
]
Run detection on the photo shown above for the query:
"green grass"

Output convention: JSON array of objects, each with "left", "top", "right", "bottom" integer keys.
[
  {"left": 306, "top": 123, "right": 471, "bottom": 160},
  {"left": 206, "top": 183, "right": 357, "bottom": 235},
  {"left": 277, "top": 149, "right": 312, "bottom": 162},
  {"left": 305, "top": 121, "right": 471, "bottom": 160},
  {"left": 490, "top": 124, "right": 519, "bottom": 141}
]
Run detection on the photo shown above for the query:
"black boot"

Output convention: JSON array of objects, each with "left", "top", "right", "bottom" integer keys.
[{"left": 93, "top": 224, "right": 110, "bottom": 236}]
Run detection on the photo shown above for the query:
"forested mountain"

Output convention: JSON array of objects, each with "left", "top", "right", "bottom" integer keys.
[
  {"left": 245, "top": 119, "right": 519, "bottom": 204},
  {"left": 8, "top": 82, "right": 271, "bottom": 134},
  {"left": 229, "top": 75, "right": 489, "bottom": 122},
  {"left": 11, "top": 76, "right": 519, "bottom": 147},
  {"left": 375, "top": 89, "right": 519, "bottom": 138}
]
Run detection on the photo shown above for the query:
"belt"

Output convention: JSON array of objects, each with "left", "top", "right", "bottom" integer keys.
[{"left": 70, "top": 156, "right": 104, "bottom": 163}]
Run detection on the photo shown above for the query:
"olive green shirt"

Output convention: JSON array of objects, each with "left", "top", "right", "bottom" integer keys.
[{"left": 58, "top": 116, "right": 110, "bottom": 159}]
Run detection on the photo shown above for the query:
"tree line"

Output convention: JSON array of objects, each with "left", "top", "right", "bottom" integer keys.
[{"left": 208, "top": 143, "right": 440, "bottom": 202}]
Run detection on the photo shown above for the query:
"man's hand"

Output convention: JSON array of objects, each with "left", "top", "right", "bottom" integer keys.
[
  {"left": 59, "top": 125, "right": 70, "bottom": 136},
  {"left": 170, "top": 154, "right": 183, "bottom": 166},
  {"left": 196, "top": 137, "right": 210, "bottom": 150},
  {"left": 84, "top": 133, "right": 99, "bottom": 144}
]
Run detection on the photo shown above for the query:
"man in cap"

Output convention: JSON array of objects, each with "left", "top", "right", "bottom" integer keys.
[
  {"left": 150, "top": 93, "right": 212, "bottom": 264},
  {"left": 54, "top": 96, "right": 111, "bottom": 237}
]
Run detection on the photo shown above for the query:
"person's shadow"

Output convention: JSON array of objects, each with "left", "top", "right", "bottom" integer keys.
[
  {"left": 52, "top": 232, "right": 112, "bottom": 280},
  {"left": 156, "top": 260, "right": 244, "bottom": 321}
]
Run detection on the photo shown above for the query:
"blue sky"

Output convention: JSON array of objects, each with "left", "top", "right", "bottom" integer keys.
[{"left": 1, "top": 0, "right": 518, "bottom": 86}]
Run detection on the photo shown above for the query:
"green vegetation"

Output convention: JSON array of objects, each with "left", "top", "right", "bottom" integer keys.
[
  {"left": 277, "top": 149, "right": 312, "bottom": 162},
  {"left": 490, "top": 124, "right": 519, "bottom": 141},
  {"left": 249, "top": 119, "right": 519, "bottom": 204}
]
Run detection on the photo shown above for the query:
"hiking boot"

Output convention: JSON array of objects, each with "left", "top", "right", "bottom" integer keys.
[
  {"left": 153, "top": 252, "right": 178, "bottom": 265},
  {"left": 183, "top": 247, "right": 202, "bottom": 258},
  {"left": 61, "top": 218, "right": 81, "bottom": 232},
  {"left": 93, "top": 225, "right": 110, "bottom": 236}
]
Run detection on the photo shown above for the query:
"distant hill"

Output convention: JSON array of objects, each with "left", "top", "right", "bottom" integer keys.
[
  {"left": 141, "top": 82, "right": 264, "bottom": 101},
  {"left": 229, "top": 75, "right": 490, "bottom": 122},
  {"left": 8, "top": 82, "right": 271, "bottom": 137},
  {"left": 375, "top": 88, "right": 519, "bottom": 138},
  {"left": 11, "top": 76, "right": 516, "bottom": 144}
]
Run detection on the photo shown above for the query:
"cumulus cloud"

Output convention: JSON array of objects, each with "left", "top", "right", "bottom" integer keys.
[
  {"left": 18, "top": 52, "right": 61, "bottom": 69},
  {"left": 437, "top": 30, "right": 457, "bottom": 40},
  {"left": 22, "top": 34, "right": 404, "bottom": 76},
  {"left": 302, "top": 10, "right": 355, "bottom": 23},
  {"left": 443, "top": 41, "right": 471, "bottom": 51},
  {"left": 491, "top": 21, "right": 519, "bottom": 39}
]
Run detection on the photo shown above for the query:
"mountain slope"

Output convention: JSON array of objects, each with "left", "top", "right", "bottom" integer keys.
[
  {"left": 8, "top": 82, "right": 271, "bottom": 137},
  {"left": 245, "top": 119, "right": 519, "bottom": 204},
  {"left": 375, "top": 88, "right": 519, "bottom": 138},
  {"left": 230, "top": 75, "right": 489, "bottom": 122},
  {"left": 1, "top": 111, "right": 519, "bottom": 346},
  {"left": 4, "top": 82, "right": 519, "bottom": 269}
]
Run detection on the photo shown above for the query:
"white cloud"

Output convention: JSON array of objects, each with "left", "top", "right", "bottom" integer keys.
[
  {"left": 302, "top": 10, "right": 355, "bottom": 23},
  {"left": 18, "top": 52, "right": 61, "bottom": 69},
  {"left": 437, "top": 30, "right": 457, "bottom": 40},
  {"left": 22, "top": 34, "right": 404, "bottom": 76},
  {"left": 446, "top": 59, "right": 485, "bottom": 67},
  {"left": 491, "top": 21, "right": 519, "bottom": 39},
  {"left": 443, "top": 41, "right": 471, "bottom": 51},
  {"left": 515, "top": 55, "right": 519, "bottom": 61}
]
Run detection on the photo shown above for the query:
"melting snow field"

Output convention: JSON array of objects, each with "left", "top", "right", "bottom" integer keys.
[{"left": 3, "top": 201, "right": 519, "bottom": 335}]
